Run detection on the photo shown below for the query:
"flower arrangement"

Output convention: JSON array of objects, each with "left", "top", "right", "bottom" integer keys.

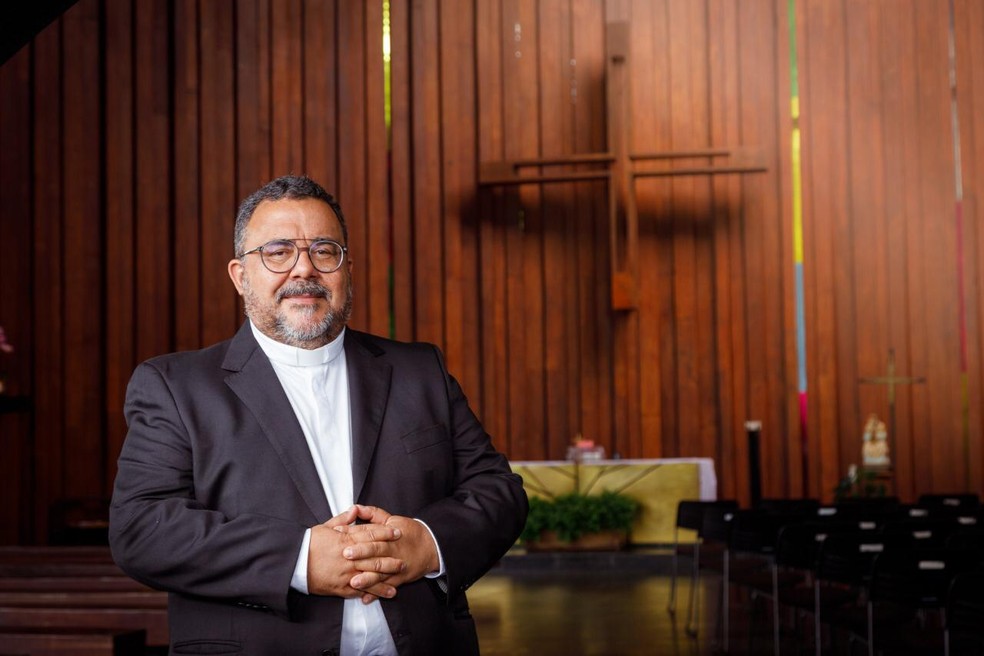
[{"left": 833, "top": 463, "right": 887, "bottom": 501}]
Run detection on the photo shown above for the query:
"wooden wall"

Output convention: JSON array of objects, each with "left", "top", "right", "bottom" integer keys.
[{"left": 1, "top": 0, "right": 983, "bottom": 544}]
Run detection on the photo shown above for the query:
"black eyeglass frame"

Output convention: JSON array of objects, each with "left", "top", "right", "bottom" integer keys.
[{"left": 239, "top": 238, "right": 348, "bottom": 274}]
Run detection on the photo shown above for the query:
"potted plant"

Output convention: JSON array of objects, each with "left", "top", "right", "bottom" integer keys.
[{"left": 521, "top": 490, "right": 639, "bottom": 551}]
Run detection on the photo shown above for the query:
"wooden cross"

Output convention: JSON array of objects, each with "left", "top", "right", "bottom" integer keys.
[
  {"left": 859, "top": 348, "right": 926, "bottom": 405},
  {"left": 859, "top": 348, "right": 926, "bottom": 465},
  {"left": 478, "top": 22, "right": 768, "bottom": 310}
]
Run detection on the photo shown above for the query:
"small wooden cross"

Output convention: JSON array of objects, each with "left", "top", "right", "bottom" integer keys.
[
  {"left": 859, "top": 348, "right": 925, "bottom": 472},
  {"left": 859, "top": 348, "right": 926, "bottom": 406}
]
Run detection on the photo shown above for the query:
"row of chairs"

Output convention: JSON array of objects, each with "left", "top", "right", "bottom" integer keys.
[{"left": 668, "top": 494, "right": 984, "bottom": 655}]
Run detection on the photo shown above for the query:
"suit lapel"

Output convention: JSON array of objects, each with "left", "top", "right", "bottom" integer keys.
[
  {"left": 344, "top": 331, "right": 392, "bottom": 504},
  {"left": 222, "top": 323, "right": 333, "bottom": 522}
]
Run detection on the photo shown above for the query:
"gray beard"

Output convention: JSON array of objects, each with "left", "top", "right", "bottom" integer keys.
[{"left": 243, "top": 276, "right": 353, "bottom": 349}]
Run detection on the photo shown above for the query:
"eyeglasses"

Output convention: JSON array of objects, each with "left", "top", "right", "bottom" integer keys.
[{"left": 240, "top": 238, "right": 348, "bottom": 274}]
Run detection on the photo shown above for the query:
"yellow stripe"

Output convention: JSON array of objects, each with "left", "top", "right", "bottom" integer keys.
[{"left": 792, "top": 127, "right": 804, "bottom": 263}]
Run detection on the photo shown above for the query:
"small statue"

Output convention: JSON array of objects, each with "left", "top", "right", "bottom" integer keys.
[{"left": 862, "top": 413, "right": 890, "bottom": 468}]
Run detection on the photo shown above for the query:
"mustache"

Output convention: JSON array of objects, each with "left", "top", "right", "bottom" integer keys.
[{"left": 276, "top": 280, "right": 331, "bottom": 303}]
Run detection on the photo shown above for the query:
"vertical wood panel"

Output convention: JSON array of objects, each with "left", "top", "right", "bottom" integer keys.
[
  {"left": 848, "top": 0, "right": 888, "bottom": 477},
  {"left": 364, "top": 0, "right": 390, "bottom": 338},
  {"left": 390, "top": 0, "right": 413, "bottom": 342},
  {"left": 956, "top": 0, "right": 984, "bottom": 491},
  {"left": 302, "top": 0, "right": 337, "bottom": 193},
  {"left": 537, "top": 0, "right": 574, "bottom": 457},
  {"left": 571, "top": 0, "right": 612, "bottom": 453},
  {"left": 476, "top": 0, "right": 509, "bottom": 450},
  {"left": 104, "top": 0, "right": 136, "bottom": 493},
  {"left": 62, "top": 0, "right": 104, "bottom": 497},
  {"left": 337, "top": 1, "right": 369, "bottom": 331},
  {"left": 440, "top": 0, "right": 479, "bottom": 398},
  {"left": 632, "top": 0, "right": 664, "bottom": 458},
  {"left": 914, "top": 1, "right": 962, "bottom": 491},
  {"left": 30, "top": 17, "right": 65, "bottom": 542},
  {"left": 708, "top": 0, "right": 745, "bottom": 501},
  {"left": 236, "top": 0, "right": 273, "bottom": 210},
  {"left": 409, "top": 0, "right": 443, "bottom": 346},
  {"left": 271, "top": 0, "right": 304, "bottom": 175},
  {"left": 502, "top": 0, "right": 545, "bottom": 459},
  {"left": 200, "top": 0, "right": 238, "bottom": 345},
  {"left": 0, "top": 47, "right": 33, "bottom": 542},
  {"left": 173, "top": 0, "right": 201, "bottom": 352},
  {"left": 134, "top": 0, "right": 172, "bottom": 364},
  {"left": 803, "top": 0, "right": 849, "bottom": 498}
]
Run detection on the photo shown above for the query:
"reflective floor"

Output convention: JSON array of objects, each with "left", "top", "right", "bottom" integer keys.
[
  {"left": 471, "top": 561, "right": 729, "bottom": 656},
  {"left": 468, "top": 551, "right": 842, "bottom": 656}
]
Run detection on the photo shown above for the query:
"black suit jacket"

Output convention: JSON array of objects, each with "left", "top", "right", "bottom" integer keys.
[{"left": 109, "top": 323, "right": 528, "bottom": 655}]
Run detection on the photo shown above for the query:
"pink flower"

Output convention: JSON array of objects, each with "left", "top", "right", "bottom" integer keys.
[{"left": 0, "top": 326, "right": 13, "bottom": 354}]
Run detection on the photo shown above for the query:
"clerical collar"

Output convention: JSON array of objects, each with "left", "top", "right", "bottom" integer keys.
[{"left": 249, "top": 321, "right": 345, "bottom": 367}]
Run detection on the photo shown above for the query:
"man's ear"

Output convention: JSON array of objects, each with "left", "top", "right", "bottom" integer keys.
[{"left": 228, "top": 258, "right": 246, "bottom": 295}]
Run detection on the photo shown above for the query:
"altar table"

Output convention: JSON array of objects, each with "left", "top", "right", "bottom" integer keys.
[{"left": 510, "top": 458, "right": 717, "bottom": 545}]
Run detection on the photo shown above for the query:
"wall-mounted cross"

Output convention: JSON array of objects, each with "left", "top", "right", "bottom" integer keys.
[
  {"left": 478, "top": 22, "right": 768, "bottom": 310},
  {"left": 858, "top": 348, "right": 926, "bottom": 467}
]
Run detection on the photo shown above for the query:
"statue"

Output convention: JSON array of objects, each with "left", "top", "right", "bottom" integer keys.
[{"left": 862, "top": 413, "right": 890, "bottom": 468}]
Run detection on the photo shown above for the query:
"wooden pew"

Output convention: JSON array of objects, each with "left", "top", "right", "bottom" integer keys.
[
  {"left": 0, "top": 547, "right": 115, "bottom": 564},
  {"left": 0, "top": 608, "right": 167, "bottom": 647},
  {"left": 0, "top": 627, "right": 145, "bottom": 656},
  {"left": 0, "top": 591, "right": 166, "bottom": 609},
  {"left": 0, "top": 547, "right": 169, "bottom": 647},
  {"left": 0, "top": 577, "right": 150, "bottom": 593},
  {"left": 0, "top": 564, "right": 124, "bottom": 578}
]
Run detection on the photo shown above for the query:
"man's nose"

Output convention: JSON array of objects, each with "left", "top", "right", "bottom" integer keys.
[{"left": 290, "top": 248, "right": 319, "bottom": 276}]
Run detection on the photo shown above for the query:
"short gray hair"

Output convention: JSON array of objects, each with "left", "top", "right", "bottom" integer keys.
[{"left": 234, "top": 175, "right": 347, "bottom": 256}]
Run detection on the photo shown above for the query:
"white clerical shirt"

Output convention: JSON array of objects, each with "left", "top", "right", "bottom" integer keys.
[{"left": 250, "top": 322, "right": 397, "bottom": 656}]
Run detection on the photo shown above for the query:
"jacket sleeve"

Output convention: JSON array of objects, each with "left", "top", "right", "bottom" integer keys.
[
  {"left": 108, "top": 361, "right": 306, "bottom": 617},
  {"left": 412, "top": 346, "right": 529, "bottom": 601}
]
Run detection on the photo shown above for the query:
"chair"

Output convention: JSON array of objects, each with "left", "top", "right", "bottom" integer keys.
[
  {"left": 918, "top": 493, "right": 980, "bottom": 515},
  {"left": 698, "top": 505, "right": 738, "bottom": 647},
  {"left": 769, "top": 520, "right": 869, "bottom": 655},
  {"left": 720, "top": 507, "right": 812, "bottom": 652},
  {"left": 811, "top": 531, "right": 912, "bottom": 656},
  {"left": 945, "top": 571, "right": 984, "bottom": 656},
  {"left": 861, "top": 548, "right": 981, "bottom": 655},
  {"left": 945, "top": 527, "right": 984, "bottom": 551},
  {"left": 880, "top": 517, "right": 960, "bottom": 548},
  {"left": 667, "top": 499, "right": 738, "bottom": 620}
]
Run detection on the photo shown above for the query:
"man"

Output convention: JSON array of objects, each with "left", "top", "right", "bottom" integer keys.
[{"left": 109, "top": 175, "right": 528, "bottom": 655}]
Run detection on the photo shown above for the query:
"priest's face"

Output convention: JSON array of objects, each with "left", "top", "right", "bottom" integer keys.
[{"left": 227, "top": 198, "right": 353, "bottom": 349}]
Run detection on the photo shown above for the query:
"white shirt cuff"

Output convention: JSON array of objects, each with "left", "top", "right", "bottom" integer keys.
[
  {"left": 412, "top": 518, "right": 446, "bottom": 578},
  {"left": 291, "top": 528, "right": 312, "bottom": 594}
]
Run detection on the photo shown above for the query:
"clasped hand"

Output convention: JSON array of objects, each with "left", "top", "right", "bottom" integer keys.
[{"left": 307, "top": 505, "right": 439, "bottom": 603}]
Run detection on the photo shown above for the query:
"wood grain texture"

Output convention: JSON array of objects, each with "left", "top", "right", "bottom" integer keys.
[{"left": 2, "top": 0, "right": 984, "bottom": 543}]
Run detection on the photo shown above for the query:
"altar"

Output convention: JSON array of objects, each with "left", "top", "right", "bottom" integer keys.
[{"left": 510, "top": 458, "right": 717, "bottom": 545}]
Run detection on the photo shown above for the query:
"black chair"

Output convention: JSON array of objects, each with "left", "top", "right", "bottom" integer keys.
[
  {"left": 769, "top": 520, "right": 872, "bottom": 655},
  {"left": 918, "top": 493, "right": 980, "bottom": 515},
  {"left": 881, "top": 517, "right": 961, "bottom": 548},
  {"left": 945, "top": 571, "right": 984, "bottom": 656},
  {"left": 861, "top": 548, "right": 982, "bottom": 655},
  {"left": 946, "top": 527, "right": 984, "bottom": 551},
  {"left": 811, "top": 531, "right": 912, "bottom": 656},
  {"left": 667, "top": 499, "right": 738, "bottom": 621},
  {"left": 699, "top": 505, "right": 738, "bottom": 647},
  {"left": 720, "top": 506, "right": 818, "bottom": 653}
]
